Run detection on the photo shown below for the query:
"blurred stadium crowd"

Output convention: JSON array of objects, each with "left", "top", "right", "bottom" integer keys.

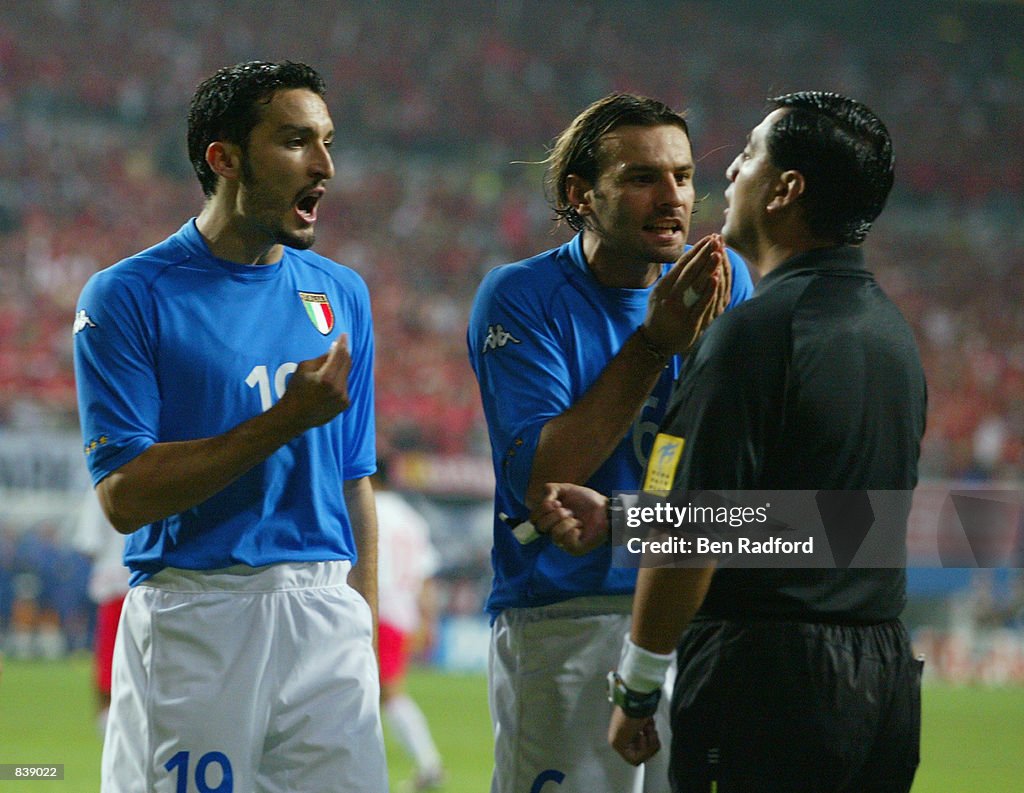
[
  {"left": 0, "top": 0, "right": 1021, "bottom": 480},
  {"left": 0, "top": 0, "right": 1022, "bottom": 678}
]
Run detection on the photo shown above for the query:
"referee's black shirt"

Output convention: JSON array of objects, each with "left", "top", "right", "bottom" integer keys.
[{"left": 660, "top": 245, "right": 927, "bottom": 623}]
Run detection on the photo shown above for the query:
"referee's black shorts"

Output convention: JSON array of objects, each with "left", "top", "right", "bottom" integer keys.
[{"left": 669, "top": 618, "right": 923, "bottom": 793}]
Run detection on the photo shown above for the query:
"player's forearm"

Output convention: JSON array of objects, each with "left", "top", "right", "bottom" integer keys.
[
  {"left": 345, "top": 476, "right": 379, "bottom": 624},
  {"left": 96, "top": 402, "right": 309, "bottom": 534},
  {"left": 524, "top": 329, "right": 668, "bottom": 509},
  {"left": 630, "top": 565, "right": 716, "bottom": 654}
]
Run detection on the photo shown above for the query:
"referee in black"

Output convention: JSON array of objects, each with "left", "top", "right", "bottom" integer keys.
[{"left": 534, "top": 92, "right": 927, "bottom": 792}]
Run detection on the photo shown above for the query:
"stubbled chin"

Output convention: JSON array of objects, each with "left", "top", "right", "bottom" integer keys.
[{"left": 280, "top": 228, "right": 316, "bottom": 250}]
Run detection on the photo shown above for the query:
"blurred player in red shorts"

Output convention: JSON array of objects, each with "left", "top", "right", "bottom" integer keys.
[{"left": 374, "top": 462, "right": 445, "bottom": 791}]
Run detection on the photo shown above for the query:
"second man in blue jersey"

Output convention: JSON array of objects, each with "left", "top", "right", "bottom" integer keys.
[{"left": 468, "top": 93, "right": 753, "bottom": 793}]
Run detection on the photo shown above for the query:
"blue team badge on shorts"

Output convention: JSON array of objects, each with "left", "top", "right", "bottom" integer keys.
[{"left": 298, "top": 291, "right": 335, "bottom": 335}]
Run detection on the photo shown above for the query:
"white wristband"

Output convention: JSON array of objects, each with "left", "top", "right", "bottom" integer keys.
[{"left": 617, "top": 633, "right": 673, "bottom": 694}]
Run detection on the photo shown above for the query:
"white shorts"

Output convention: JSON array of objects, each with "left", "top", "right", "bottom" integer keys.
[
  {"left": 102, "top": 561, "right": 387, "bottom": 793},
  {"left": 489, "top": 595, "right": 673, "bottom": 793}
]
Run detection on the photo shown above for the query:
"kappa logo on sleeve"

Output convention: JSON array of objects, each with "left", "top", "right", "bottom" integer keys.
[
  {"left": 73, "top": 309, "right": 97, "bottom": 335},
  {"left": 482, "top": 324, "right": 521, "bottom": 353},
  {"left": 642, "top": 433, "right": 685, "bottom": 495}
]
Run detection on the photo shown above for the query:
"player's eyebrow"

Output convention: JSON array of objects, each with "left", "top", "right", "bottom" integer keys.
[
  {"left": 620, "top": 162, "right": 694, "bottom": 175},
  {"left": 276, "top": 123, "right": 333, "bottom": 138}
]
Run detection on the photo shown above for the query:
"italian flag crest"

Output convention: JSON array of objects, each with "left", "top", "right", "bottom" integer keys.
[{"left": 298, "top": 291, "right": 335, "bottom": 335}]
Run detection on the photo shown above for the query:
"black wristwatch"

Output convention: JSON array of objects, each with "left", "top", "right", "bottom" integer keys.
[{"left": 607, "top": 670, "right": 661, "bottom": 718}]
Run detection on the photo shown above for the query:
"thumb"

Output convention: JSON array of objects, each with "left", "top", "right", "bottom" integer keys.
[{"left": 542, "top": 482, "right": 563, "bottom": 505}]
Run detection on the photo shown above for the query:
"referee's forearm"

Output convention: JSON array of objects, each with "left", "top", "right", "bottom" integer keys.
[{"left": 631, "top": 565, "right": 716, "bottom": 654}]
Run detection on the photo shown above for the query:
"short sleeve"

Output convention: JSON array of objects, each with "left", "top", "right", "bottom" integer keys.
[
  {"left": 339, "top": 273, "right": 377, "bottom": 480},
  {"left": 468, "top": 267, "right": 575, "bottom": 505},
  {"left": 73, "top": 267, "right": 159, "bottom": 484}
]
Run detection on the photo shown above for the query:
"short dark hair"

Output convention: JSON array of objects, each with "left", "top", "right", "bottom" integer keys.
[
  {"left": 765, "top": 91, "right": 894, "bottom": 245},
  {"left": 187, "top": 61, "right": 327, "bottom": 197},
  {"left": 545, "top": 93, "right": 690, "bottom": 231}
]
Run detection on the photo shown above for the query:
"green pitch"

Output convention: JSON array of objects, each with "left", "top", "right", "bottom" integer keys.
[
  {"left": 0, "top": 656, "right": 493, "bottom": 791},
  {"left": 1, "top": 656, "right": 1021, "bottom": 791}
]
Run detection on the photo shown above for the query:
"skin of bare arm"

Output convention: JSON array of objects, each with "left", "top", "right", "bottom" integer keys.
[
  {"left": 523, "top": 237, "right": 726, "bottom": 510},
  {"left": 97, "top": 336, "right": 352, "bottom": 534}
]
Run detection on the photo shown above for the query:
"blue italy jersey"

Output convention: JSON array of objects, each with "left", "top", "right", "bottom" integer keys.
[
  {"left": 468, "top": 233, "right": 753, "bottom": 616},
  {"left": 74, "top": 220, "right": 376, "bottom": 585}
]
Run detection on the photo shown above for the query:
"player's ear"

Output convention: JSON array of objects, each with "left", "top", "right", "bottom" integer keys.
[
  {"left": 205, "top": 141, "right": 243, "bottom": 183},
  {"left": 565, "top": 174, "right": 594, "bottom": 220},
  {"left": 767, "top": 170, "right": 805, "bottom": 212}
]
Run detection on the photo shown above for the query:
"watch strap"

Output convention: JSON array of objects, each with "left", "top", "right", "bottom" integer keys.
[{"left": 607, "top": 670, "right": 661, "bottom": 719}]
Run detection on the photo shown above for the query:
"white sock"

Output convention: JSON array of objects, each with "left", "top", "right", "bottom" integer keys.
[{"left": 384, "top": 694, "right": 442, "bottom": 775}]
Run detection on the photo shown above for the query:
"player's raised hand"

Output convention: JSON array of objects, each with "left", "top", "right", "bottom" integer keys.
[
  {"left": 711, "top": 234, "right": 733, "bottom": 318},
  {"left": 277, "top": 333, "right": 352, "bottom": 429},
  {"left": 689, "top": 234, "right": 732, "bottom": 343},
  {"left": 531, "top": 483, "right": 609, "bottom": 555},
  {"left": 609, "top": 708, "right": 661, "bottom": 766},
  {"left": 643, "top": 234, "right": 724, "bottom": 355}
]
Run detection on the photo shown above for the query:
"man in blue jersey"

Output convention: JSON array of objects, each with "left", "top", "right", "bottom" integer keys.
[
  {"left": 73, "top": 61, "right": 386, "bottom": 793},
  {"left": 467, "top": 93, "right": 753, "bottom": 793}
]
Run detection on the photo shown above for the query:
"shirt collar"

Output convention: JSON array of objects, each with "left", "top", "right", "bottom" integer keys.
[{"left": 755, "top": 245, "right": 866, "bottom": 295}]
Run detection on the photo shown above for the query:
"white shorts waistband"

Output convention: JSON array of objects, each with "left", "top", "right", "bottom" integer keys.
[{"left": 139, "top": 560, "right": 354, "bottom": 593}]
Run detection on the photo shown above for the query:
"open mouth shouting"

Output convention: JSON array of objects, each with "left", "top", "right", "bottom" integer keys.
[
  {"left": 644, "top": 217, "right": 685, "bottom": 243},
  {"left": 294, "top": 186, "right": 325, "bottom": 225}
]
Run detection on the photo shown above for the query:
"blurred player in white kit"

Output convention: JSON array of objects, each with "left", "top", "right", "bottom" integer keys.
[{"left": 375, "top": 462, "right": 446, "bottom": 791}]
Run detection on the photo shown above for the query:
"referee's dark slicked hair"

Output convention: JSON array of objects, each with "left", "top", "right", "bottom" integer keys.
[
  {"left": 545, "top": 93, "right": 691, "bottom": 232},
  {"left": 187, "top": 61, "right": 327, "bottom": 197},
  {"left": 765, "top": 91, "right": 894, "bottom": 245}
]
